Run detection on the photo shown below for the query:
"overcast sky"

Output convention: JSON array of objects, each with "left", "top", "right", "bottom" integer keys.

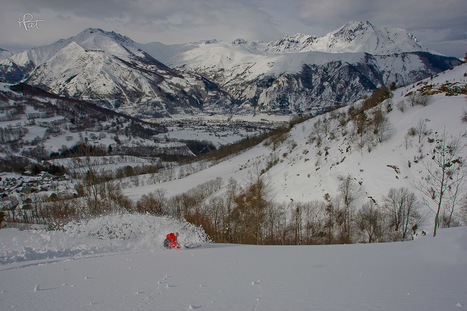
[{"left": 1, "top": 0, "right": 466, "bottom": 58}]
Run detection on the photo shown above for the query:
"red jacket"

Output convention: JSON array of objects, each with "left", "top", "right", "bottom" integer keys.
[{"left": 166, "top": 233, "right": 181, "bottom": 249}]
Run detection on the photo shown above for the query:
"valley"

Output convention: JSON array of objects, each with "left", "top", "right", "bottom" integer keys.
[
  {"left": 0, "top": 21, "right": 465, "bottom": 244},
  {"left": 1, "top": 0, "right": 466, "bottom": 307}
]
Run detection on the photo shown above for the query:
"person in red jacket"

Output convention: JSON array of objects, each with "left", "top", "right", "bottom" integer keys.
[{"left": 164, "top": 232, "right": 181, "bottom": 249}]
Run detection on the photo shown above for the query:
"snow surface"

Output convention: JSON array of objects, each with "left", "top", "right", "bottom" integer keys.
[{"left": 1, "top": 215, "right": 465, "bottom": 311}]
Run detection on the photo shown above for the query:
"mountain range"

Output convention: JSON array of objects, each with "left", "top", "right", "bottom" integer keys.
[{"left": 0, "top": 21, "right": 462, "bottom": 118}]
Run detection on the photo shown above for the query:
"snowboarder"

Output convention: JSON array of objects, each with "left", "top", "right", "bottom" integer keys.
[{"left": 164, "top": 232, "right": 181, "bottom": 249}]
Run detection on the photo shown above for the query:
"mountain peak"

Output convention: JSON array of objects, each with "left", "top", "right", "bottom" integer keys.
[
  {"left": 261, "top": 21, "right": 426, "bottom": 55},
  {"left": 54, "top": 27, "right": 146, "bottom": 61},
  {"left": 73, "top": 28, "right": 135, "bottom": 47},
  {"left": 328, "top": 20, "right": 378, "bottom": 45},
  {"left": 232, "top": 38, "right": 248, "bottom": 45},
  {"left": 341, "top": 20, "right": 374, "bottom": 30},
  {"left": 265, "top": 33, "right": 317, "bottom": 53},
  {"left": 320, "top": 20, "right": 427, "bottom": 54}
]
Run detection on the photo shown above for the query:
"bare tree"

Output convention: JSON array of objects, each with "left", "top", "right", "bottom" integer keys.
[
  {"left": 231, "top": 162, "right": 272, "bottom": 244},
  {"left": 136, "top": 189, "right": 167, "bottom": 215},
  {"left": 231, "top": 177, "right": 270, "bottom": 244},
  {"left": 397, "top": 100, "right": 406, "bottom": 113},
  {"left": 416, "top": 119, "right": 429, "bottom": 144},
  {"left": 383, "top": 187, "right": 420, "bottom": 240},
  {"left": 224, "top": 178, "right": 239, "bottom": 243},
  {"left": 419, "top": 130, "right": 465, "bottom": 237},
  {"left": 355, "top": 110, "right": 368, "bottom": 149},
  {"left": 302, "top": 200, "right": 327, "bottom": 244},
  {"left": 356, "top": 200, "right": 384, "bottom": 243},
  {"left": 291, "top": 204, "right": 303, "bottom": 245},
  {"left": 462, "top": 197, "right": 467, "bottom": 225},
  {"left": 404, "top": 133, "right": 412, "bottom": 150},
  {"left": 409, "top": 92, "right": 430, "bottom": 107},
  {"left": 262, "top": 202, "right": 285, "bottom": 244},
  {"left": 337, "top": 175, "right": 360, "bottom": 242},
  {"left": 323, "top": 193, "right": 343, "bottom": 244},
  {"left": 441, "top": 166, "right": 466, "bottom": 228},
  {"left": 371, "top": 108, "right": 392, "bottom": 143}
]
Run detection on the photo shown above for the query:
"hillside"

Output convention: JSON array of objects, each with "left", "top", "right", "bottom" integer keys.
[
  {"left": 0, "top": 26, "right": 465, "bottom": 245},
  {"left": 0, "top": 43, "right": 466, "bottom": 311},
  {"left": 0, "top": 82, "right": 279, "bottom": 170},
  {"left": 122, "top": 63, "right": 467, "bottom": 239},
  {"left": 1, "top": 60, "right": 464, "bottom": 245},
  {"left": 0, "top": 83, "right": 189, "bottom": 161}
]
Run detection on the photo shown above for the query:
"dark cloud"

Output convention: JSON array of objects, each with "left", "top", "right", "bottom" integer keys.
[
  {"left": 0, "top": 0, "right": 465, "bottom": 57},
  {"left": 2, "top": 0, "right": 275, "bottom": 35},
  {"left": 294, "top": 0, "right": 466, "bottom": 29}
]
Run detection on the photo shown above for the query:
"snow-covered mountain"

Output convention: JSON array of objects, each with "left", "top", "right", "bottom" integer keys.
[
  {"left": 263, "top": 21, "right": 427, "bottom": 55},
  {"left": 0, "top": 22, "right": 462, "bottom": 118},
  {"left": 143, "top": 21, "right": 460, "bottom": 115},
  {"left": 0, "top": 29, "right": 233, "bottom": 118},
  {"left": 147, "top": 21, "right": 428, "bottom": 64}
]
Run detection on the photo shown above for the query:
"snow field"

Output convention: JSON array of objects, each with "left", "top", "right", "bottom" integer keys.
[
  {"left": 1, "top": 226, "right": 466, "bottom": 311},
  {"left": 0, "top": 214, "right": 209, "bottom": 264}
]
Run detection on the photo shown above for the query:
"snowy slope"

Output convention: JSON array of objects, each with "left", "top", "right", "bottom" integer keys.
[
  {"left": 281, "top": 20, "right": 427, "bottom": 55},
  {"left": 146, "top": 20, "right": 430, "bottom": 73},
  {"left": 142, "top": 21, "right": 459, "bottom": 115},
  {"left": 148, "top": 21, "right": 428, "bottom": 66},
  {"left": 265, "top": 65, "right": 467, "bottom": 205},
  {"left": 123, "top": 63, "right": 467, "bottom": 229},
  {"left": 1, "top": 28, "right": 154, "bottom": 77},
  {"left": 0, "top": 29, "right": 233, "bottom": 118},
  {"left": 0, "top": 215, "right": 465, "bottom": 311}
]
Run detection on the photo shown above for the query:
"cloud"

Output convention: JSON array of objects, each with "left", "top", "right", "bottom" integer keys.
[
  {"left": 0, "top": 0, "right": 465, "bottom": 57},
  {"left": 1, "top": 0, "right": 281, "bottom": 44},
  {"left": 294, "top": 0, "right": 467, "bottom": 33}
]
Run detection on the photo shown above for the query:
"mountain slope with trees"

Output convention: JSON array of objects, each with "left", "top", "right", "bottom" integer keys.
[{"left": 121, "top": 63, "right": 467, "bottom": 243}]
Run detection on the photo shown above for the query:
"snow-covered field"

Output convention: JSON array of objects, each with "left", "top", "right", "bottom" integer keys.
[{"left": 1, "top": 214, "right": 466, "bottom": 311}]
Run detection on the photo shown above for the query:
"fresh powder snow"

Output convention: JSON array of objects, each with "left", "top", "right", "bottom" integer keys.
[{"left": 0, "top": 214, "right": 465, "bottom": 311}]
